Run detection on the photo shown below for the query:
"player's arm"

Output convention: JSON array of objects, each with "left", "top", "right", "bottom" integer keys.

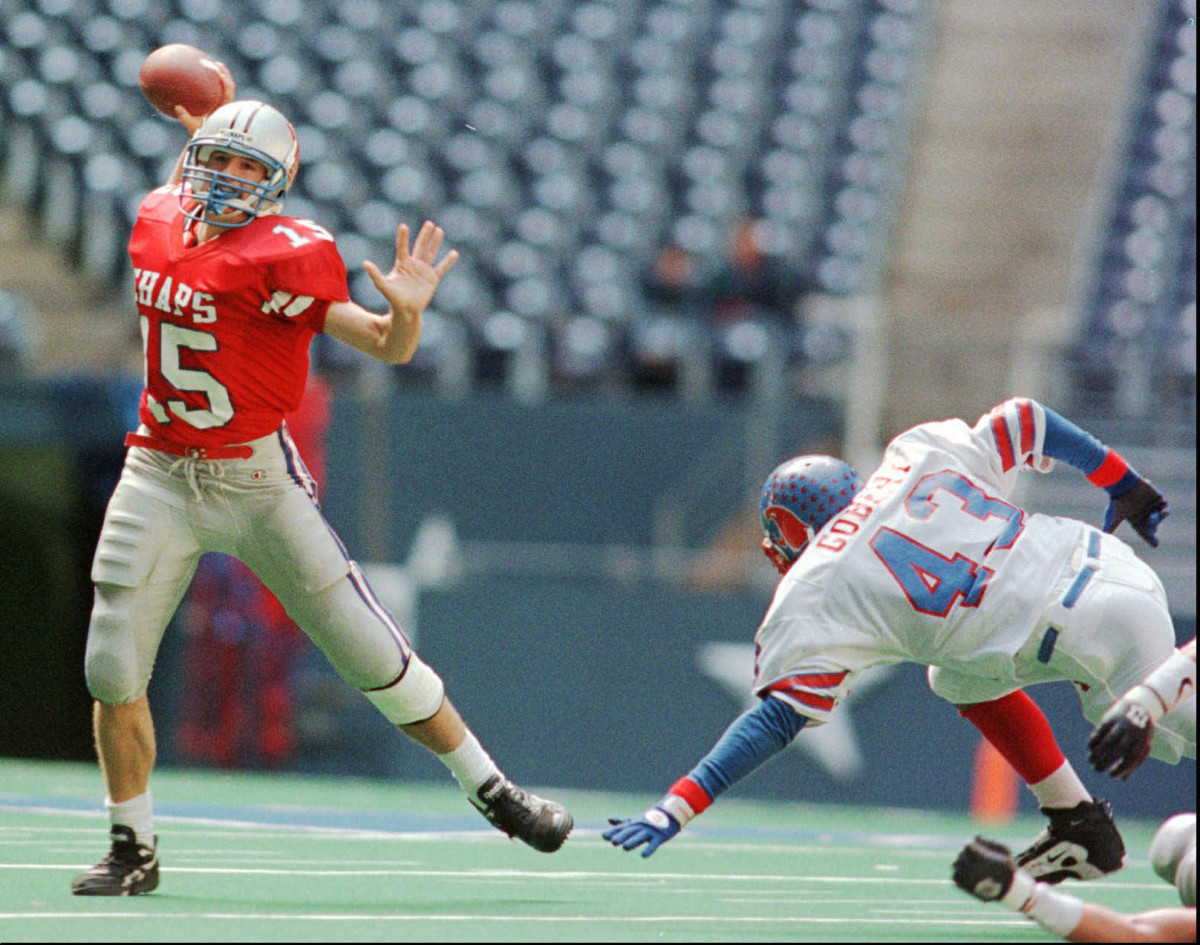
[
  {"left": 954, "top": 836, "right": 1196, "bottom": 943},
  {"left": 1067, "top": 907, "right": 1197, "bottom": 944},
  {"left": 983, "top": 398, "right": 1168, "bottom": 546},
  {"left": 324, "top": 221, "right": 459, "bottom": 365},
  {"left": 1088, "top": 638, "right": 1197, "bottom": 779},
  {"left": 602, "top": 695, "right": 807, "bottom": 857}
]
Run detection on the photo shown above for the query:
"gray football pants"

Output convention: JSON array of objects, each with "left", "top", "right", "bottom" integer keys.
[{"left": 84, "top": 428, "right": 413, "bottom": 705}]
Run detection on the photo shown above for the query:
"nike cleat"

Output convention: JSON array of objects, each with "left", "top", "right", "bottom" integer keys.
[
  {"left": 1015, "top": 797, "right": 1126, "bottom": 883},
  {"left": 471, "top": 775, "right": 573, "bottom": 853},
  {"left": 71, "top": 825, "right": 160, "bottom": 896}
]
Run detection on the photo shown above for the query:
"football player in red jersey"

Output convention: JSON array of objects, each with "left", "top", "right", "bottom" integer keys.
[{"left": 71, "top": 82, "right": 572, "bottom": 896}]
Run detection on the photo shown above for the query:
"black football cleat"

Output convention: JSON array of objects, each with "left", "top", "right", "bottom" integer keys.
[
  {"left": 71, "top": 825, "right": 159, "bottom": 896},
  {"left": 1015, "top": 797, "right": 1126, "bottom": 883},
  {"left": 471, "top": 775, "right": 573, "bottom": 853}
]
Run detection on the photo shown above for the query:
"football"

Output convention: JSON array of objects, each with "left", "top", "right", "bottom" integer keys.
[{"left": 138, "top": 44, "right": 226, "bottom": 118}]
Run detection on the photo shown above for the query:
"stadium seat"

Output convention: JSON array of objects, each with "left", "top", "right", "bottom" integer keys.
[
  {"left": 1069, "top": 0, "right": 1195, "bottom": 420},
  {"left": 1, "top": 0, "right": 941, "bottom": 403}
]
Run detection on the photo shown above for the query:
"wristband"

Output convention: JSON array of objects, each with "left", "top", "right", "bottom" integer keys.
[
  {"left": 1139, "top": 649, "right": 1198, "bottom": 719},
  {"left": 662, "top": 776, "right": 713, "bottom": 825},
  {"left": 1023, "top": 883, "right": 1085, "bottom": 938},
  {"left": 1084, "top": 450, "right": 1132, "bottom": 494},
  {"left": 657, "top": 792, "right": 696, "bottom": 827},
  {"left": 999, "top": 867, "right": 1036, "bottom": 911}
]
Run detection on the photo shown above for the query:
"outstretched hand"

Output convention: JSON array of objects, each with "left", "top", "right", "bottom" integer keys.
[
  {"left": 602, "top": 807, "right": 681, "bottom": 858},
  {"left": 364, "top": 221, "right": 460, "bottom": 320},
  {"left": 952, "top": 836, "right": 1019, "bottom": 902}
]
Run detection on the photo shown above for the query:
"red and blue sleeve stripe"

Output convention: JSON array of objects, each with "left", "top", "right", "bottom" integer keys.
[
  {"left": 987, "top": 399, "right": 1138, "bottom": 496},
  {"left": 989, "top": 398, "right": 1038, "bottom": 472}
]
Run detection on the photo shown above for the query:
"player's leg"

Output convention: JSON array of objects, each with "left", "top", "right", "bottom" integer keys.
[
  {"left": 930, "top": 668, "right": 1123, "bottom": 883},
  {"left": 242, "top": 484, "right": 573, "bottom": 852},
  {"left": 75, "top": 453, "right": 203, "bottom": 893},
  {"left": 74, "top": 457, "right": 202, "bottom": 895}
]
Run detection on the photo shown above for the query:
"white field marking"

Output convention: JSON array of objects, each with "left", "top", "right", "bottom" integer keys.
[
  {"left": 0, "top": 804, "right": 499, "bottom": 841},
  {"left": 1, "top": 803, "right": 1166, "bottom": 861},
  {"left": 0, "top": 804, "right": 985, "bottom": 845},
  {"left": 0, "top": 815, "right": 1066, "bottom": 859},
  {"left": 0, "top": 911, "right": 1035, "bottom": 927},
  {"left": 0, "top": 862, "right": 1173, "bottom": 892}
]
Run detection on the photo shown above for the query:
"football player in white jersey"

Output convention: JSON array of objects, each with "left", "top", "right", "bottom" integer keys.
[
  {"left": 604, "top": 398, "right": 1194, "bottom": 884},
  {"left": 954, "top": 640, "right": 1196, "bottom": 941},
  {"left": 71, "top": 75, "right": 572, "bottom": 896}
]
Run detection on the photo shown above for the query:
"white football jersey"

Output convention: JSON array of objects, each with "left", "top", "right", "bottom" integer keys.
[{"left": 753, "top": 400, "right": 1090, "bottom": 723}]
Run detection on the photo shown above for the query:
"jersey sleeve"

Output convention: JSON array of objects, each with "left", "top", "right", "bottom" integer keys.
[
  {"left": 260, "top": 225, "right": 351, "bottom": 333},
  {"left": 974, "top": 398, "right": 1057, "bottom": 477},
  {"left": 974, "top": 397, "right": 1140, "bottom": 496},
  {"left": 754, "top": 662, "right": 854, "bottom": 725}
]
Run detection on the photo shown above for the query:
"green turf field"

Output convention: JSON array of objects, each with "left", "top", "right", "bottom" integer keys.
[{"left": 0, "top": 757, "right": 1182, "bottom": 942}]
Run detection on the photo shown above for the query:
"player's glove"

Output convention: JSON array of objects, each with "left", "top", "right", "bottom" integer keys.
[
  {"left": 1103, "top": 477, "right": 1169, "bottom": 547},
  {"left": 952, "top": 837, "right": 1034, "bottom": 909},
  {"left": 602, "top": 807, "right": 681, "bottom": 858},
  {"left": 1087, "top": 694, "right": 1155, "bottom": 779}
]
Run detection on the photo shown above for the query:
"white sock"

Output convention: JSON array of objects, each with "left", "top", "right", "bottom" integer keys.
[
  {"left": 1028, "top": 761, "right": 1091, "bottom": 810},
  {"left": 105, "top": 791, "right": 154, "bottom": 848},
  {"left": 438, "top": 731, "right": 500, "bottom": 798}
]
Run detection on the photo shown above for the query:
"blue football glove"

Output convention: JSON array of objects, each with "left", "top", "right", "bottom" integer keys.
[
  {"left": 1103, "top": 477, "right": 1168, "bottom": 547},
  {"left": 603, "top": 807, "right": 681, "bottom": 858}
]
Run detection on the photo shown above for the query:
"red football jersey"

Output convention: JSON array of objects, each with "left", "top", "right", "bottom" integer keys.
[{"left": 127, "top": 185, "right": 350, "bottom": 448}]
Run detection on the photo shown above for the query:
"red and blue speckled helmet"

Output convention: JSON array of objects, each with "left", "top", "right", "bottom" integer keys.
[{"left": 759, "top": 455, "right": 864, "bottom": 573}]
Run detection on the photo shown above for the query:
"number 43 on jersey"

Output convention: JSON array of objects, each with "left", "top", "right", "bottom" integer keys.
[{"left": 870, "top": 471, "right": 1025, "bottom": 617}]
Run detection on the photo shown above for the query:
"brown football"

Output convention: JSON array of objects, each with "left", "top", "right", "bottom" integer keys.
[{"left": 138, "top": 44, "right": 226, "bottom": 118}]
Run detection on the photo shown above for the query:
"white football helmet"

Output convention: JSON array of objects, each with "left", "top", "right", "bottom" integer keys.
[
  {"left": 180, "top": 100, "right": 300, "bottom": 227},
  {"left": 1150, "top": 812, "right": 1196, "bottom": 907}
]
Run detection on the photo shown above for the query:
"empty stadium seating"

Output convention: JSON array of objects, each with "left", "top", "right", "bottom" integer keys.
[
  {"left": 1068, "top": 0, "right": 1196, "bottom": 423},
  {"left": 0, "top": 0, "right": 1193, "bottom": 417},
  {"left": 1, "top": 0, "right": 933, "bottom": 398}
]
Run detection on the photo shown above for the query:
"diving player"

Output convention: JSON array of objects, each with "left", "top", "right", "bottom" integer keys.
[{"left": 604, "top": 398, "right": 1194, "bottom": 883}]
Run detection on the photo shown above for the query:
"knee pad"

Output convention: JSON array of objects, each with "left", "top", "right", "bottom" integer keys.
[
  {"left": 1149, "top": 813, "right": 1197, "bottom": 906},
  {"left": 84, "top": 589, "right": 150, "bottom": 705},
  {"left": 361, "top": 654, "right": 445, "bottom": 725}
]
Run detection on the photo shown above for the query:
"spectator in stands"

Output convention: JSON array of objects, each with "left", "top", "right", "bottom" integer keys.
[
  {"left": 697, "top": 218, "right": 812, "bottom": 392},
  {"left": 698, "top": 218, "right": 807, "bottom": 332}
]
